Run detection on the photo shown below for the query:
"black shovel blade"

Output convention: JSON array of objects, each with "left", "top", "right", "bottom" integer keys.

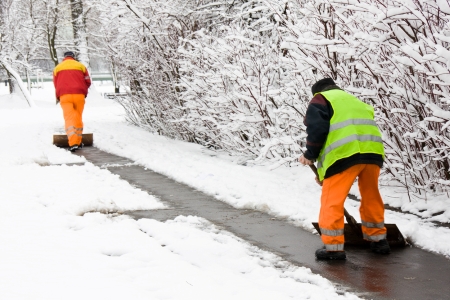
[{"left": 312, "top": 222, "right": 406, "bottom": 247}]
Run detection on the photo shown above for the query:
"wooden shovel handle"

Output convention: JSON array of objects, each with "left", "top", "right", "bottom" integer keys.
[{"left": 308, "top": 164, "right": 320, "bottom": 179}]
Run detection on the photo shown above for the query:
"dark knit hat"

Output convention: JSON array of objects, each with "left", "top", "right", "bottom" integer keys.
[
  {"left": 64, "top": 51, "right": 75, "bottom": 58},
  {"left": 311, "top": 78, "right": 335, "bottom": 95}
]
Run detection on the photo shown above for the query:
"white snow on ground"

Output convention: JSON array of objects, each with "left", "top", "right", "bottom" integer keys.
[
  {"left": 1, "top": 80, "right": 449, "bottom": 299},
  {"left": 0, "top": 82, "right": 361, "bottom": 300}
]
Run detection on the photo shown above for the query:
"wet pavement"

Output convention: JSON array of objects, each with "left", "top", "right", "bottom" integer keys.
[{"left": 74, "top": 147, "right": 450, "bottom": 300}]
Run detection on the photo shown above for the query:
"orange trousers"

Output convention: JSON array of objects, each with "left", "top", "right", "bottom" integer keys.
[
  {"left": 60, "top": 94, "right": 85, "bottom": 147},
  {"left": 319, "top": 164, "right": 387, "bottom": 251}
]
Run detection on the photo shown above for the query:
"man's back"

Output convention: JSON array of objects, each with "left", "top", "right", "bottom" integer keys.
[{"left": 53, "top": 57, "right": 91, "bottom": 98}]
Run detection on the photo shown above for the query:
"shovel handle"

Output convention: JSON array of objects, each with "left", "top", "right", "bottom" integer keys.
[
  {"left": 308, "top": 164, "right": 359, "bottom": 227},
  {"left": 308, "top": 164, "right": 320, "bottom": 181},
  {"left": 307, "top": 164, "right": 320, "bottom": 182},
  {"left": 344, "top": 208, "right": 358, "bottom": 227}
]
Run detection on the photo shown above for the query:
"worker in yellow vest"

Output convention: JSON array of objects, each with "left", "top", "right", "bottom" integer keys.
[{"left": 298, "top": 78, "right": 390, "bottom": 260}]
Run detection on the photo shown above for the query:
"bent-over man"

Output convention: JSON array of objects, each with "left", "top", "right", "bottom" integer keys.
[{"left": 299, "top": 78, "right": 390, "bottom": 260}]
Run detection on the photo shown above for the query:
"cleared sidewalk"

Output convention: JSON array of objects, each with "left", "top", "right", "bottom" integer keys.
[{"left": 75, "top": 147, "right": 450, "bottom": 300}]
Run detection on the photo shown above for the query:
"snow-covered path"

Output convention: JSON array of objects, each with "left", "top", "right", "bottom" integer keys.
[{"left": 0, "top": 82, "right": 449, "bottom": 299}]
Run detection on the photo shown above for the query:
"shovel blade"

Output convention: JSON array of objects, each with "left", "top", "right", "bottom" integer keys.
[
  {"left": 53, "top": 133, "right": 94, "bottom": 147},
  {"left": 312, "top": 222, "right": 406, "bottom": 247}
]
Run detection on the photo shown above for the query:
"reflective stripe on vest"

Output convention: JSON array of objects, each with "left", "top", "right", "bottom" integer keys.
[
  {"left": 317, "top": 134, "right": 384, "bottom": 169},
  {"left": 316, "top": 89, "right": 384, "bottom": 180},
  {"left": 330, "top": 119, "right": 378, "bottom": 131}
]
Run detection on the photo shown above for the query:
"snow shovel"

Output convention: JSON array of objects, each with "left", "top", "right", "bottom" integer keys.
[
  {"left": 53, "top": 133, "right": 94, "bottom": 147},
  {"left": 308, "top": 164, "right": 406, "bottom": 247}
]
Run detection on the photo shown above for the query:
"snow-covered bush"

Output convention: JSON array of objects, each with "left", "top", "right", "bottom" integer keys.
[
  {"left": 98, "top": 0, "right": 213, "bottom": 141},
  {"left": 317, "top": 0, "right": 450, "bottom": 194},
  {"left": 177, "top": 1, "right": 307, "bottom": 161},
  {"left": 105, "top": 0, "right": 450, "bottom": 194}
]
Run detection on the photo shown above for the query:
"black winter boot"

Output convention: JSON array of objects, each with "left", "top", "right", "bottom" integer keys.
[
  {"left": 370, "top": 239, "right": 391, "bottom": 254},
  {"left": 315, "top": 248, "right": 346, "bottom": 260},
  {"left": 68, "top": 144, "right": 79, "bottom": 152}
]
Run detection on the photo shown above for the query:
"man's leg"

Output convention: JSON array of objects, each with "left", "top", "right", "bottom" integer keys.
[
  {"left": 60, "top": 94, "right": 78, "bottom": 147},
  {"left": 60, "top": 94, "right": 85, "bottom": 147},
  {"left": 72, "top": 94, "right": 85, "bottom": 146},
  {"left": 358, "top": 164, "right": 390, "bottom": 254},
  {"left": 319, "top": 164, "right": 363, "bottom": 252},
  {"left": 358, "top": 164, "right": 387, "bottom": 241}
]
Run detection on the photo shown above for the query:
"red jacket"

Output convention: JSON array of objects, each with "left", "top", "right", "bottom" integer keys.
[{"left": 53, "top": 57, "right": 91, "bottom": 99}]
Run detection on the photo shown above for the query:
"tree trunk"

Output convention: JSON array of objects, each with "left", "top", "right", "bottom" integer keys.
[
  {"left": 69, "top": 0, "right": 89, "bottom": 67},
  {"left": 26, "top": 69, "right": 31, "bottom": 93},
  {"left": 48, "top": 27, "right": 59, "bottom": 67},
  {"left": 7, "top": 77, "right": 14, "bottom": 94},
  {"left": 110, "top": 62, "right": 120, "bottom": 93}
]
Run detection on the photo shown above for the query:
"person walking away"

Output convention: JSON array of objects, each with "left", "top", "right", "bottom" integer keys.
[
  {"left": 298, "top": 78, "right": 390, "bottom": 260},
  {"left": 53, "top": 51, "right": 91, "bottom": 152}
]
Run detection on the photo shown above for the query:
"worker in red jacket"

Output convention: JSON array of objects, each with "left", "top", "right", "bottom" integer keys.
[{"left": 53, "top": 51, "right": 91, "bottom": 151}]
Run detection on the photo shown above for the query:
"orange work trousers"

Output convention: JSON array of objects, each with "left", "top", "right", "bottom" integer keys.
[
  {"left": 319, "top": 164, "right": 387, "bottom": 251},
  {"left": 60, "top": 94, "right": 85, "bottom": 147}
]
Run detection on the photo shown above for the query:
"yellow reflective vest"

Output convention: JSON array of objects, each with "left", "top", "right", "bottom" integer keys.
[{"left": 316, "top": 89, "right": 385, "bottom": 180}]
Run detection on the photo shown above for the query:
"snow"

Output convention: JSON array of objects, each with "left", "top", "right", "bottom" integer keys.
[
  {"left": 0, "top": 82, "right": 362, "bottom": 299},
  {"left": 436, "top": 0, "right": 450, "bottom": 14},
  {"left": 0, "top": 58, "right": 36, "bottom": 108},
  {"left": 1, "top": 81, "right": 449, "bottom": 299}
]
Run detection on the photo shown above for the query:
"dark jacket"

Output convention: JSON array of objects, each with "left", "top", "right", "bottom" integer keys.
[{"left": 303, "top": 86, "right": 383, "bottom": 179}]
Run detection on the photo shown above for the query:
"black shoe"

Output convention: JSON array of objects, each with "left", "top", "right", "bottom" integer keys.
[
  {"left": 370, "top": 239, "right": 391, "bottom": 254},
  {"left": 315, "top": 248, "right": 346, "bottom": 260},
  {"left": 68, "top": 144, "right": 79, "bottom": 152},
  {"left": 79, "top": 143, "right": 84, "bottom": 149}
]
